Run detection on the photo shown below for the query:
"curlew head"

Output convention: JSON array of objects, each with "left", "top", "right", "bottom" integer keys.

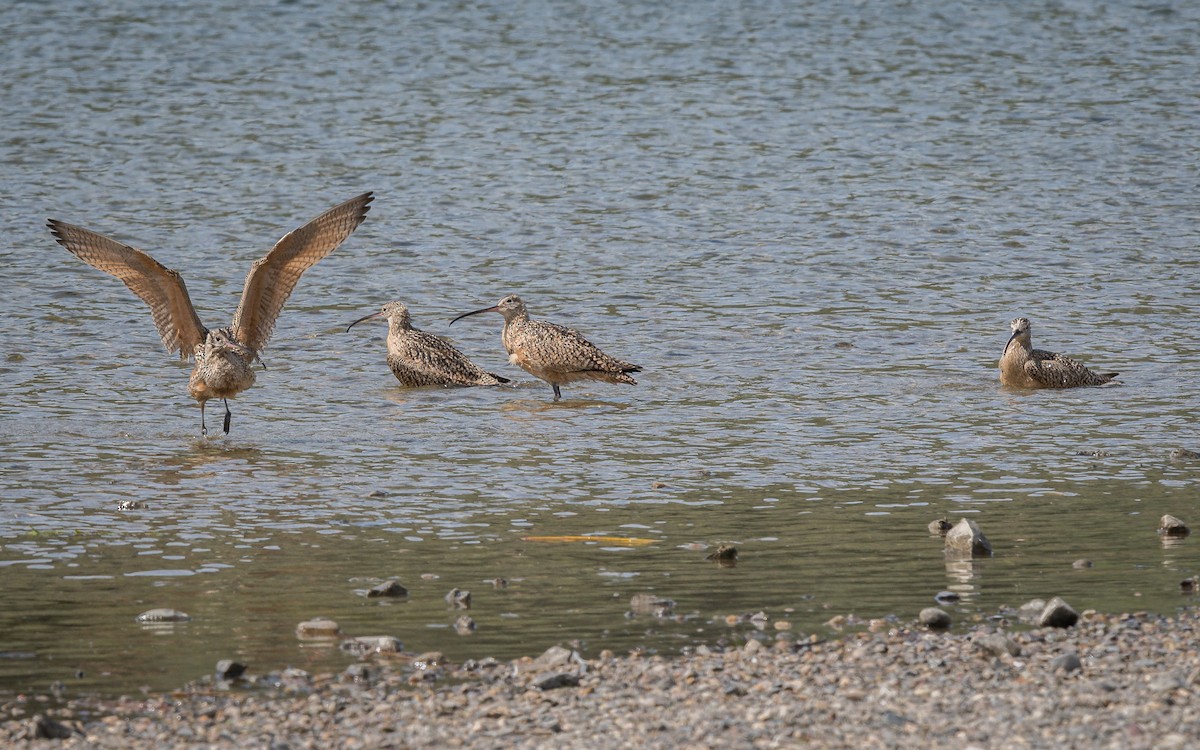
[
  {"left": 1005, "top": 317, "right": 1032, "bottom": 353},
  {"left": 346, "top": 301, "right": 411, "bottom": 332},
  {"left": 449, "top": 294, "right": 527, "bottom": 325},
  {"left": 206, "top": 328, "right": 255, "bottom": 358}
]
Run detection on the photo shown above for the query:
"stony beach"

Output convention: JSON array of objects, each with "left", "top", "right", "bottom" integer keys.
[{"left": 5, "top": 606, "right": 1198, "bottom": 749}]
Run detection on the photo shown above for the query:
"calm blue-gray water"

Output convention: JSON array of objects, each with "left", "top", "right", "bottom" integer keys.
[{"left": 1, "top": 0, "right": 1197, "bottom": 697}]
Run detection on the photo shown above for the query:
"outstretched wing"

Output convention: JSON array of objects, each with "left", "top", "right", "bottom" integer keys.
[
  {"left": 231, "top": 192, "right": 373, "bottom": 353},
  {"left": 47, "top": 219, "right": 207, "bottom": 360}
]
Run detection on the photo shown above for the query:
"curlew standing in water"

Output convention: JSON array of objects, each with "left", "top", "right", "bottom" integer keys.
[
  {"left": 450, "top": 294, "right": 641, "bottom": 401},
  {"left": 999, "top": 317, "right": 1118, "bottom": 388},
  {"left": 48, "top": 192, "right": 374, "bottom": 434},
  {"left": 346, "top": 301, "right": 510, "bottom": 387}
]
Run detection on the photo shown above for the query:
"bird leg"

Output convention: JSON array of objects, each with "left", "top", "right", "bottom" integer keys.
[
  {"left": 200, "top": 402, "right": 209, "bottom": 436},
  {"left": 552, "top": 384, "right": 562, "bottom": 401},
  {"left": 222, "top": 399, "right": 232, "bottom": 434},
  {"left": 254, "top": 353, "right": 268, "bottom": 371}
]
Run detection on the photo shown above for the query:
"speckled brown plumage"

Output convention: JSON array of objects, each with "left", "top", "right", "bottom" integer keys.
[
  {"left": 999, "top": 317, "right": 1117, "bottom": 388},
  {"left": 48, "top": 192, "right": 373, "bottom": 434},
  {"left": 346, "top": 301, "right": 509, "bottom": 387},
  {"left": 451, "top": 294, "right": 641, "bottom": 401}
]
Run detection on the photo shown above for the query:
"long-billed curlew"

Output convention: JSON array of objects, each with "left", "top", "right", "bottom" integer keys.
[
  {"left": 346, "top": 301, "right": 510, "bottom": 387},
  {"left": 450, "top": 294, "right": 641, "bottom": 401},
  {"left": 999, "top": 317, "right": 1118, "bottom": 388},
  {"left": 48, "top": 192, "right": 374, "bottom": 434}
]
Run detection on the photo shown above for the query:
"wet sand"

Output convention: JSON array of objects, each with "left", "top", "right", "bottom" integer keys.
[{"left": 5, "top": 608, "right": 1198, "bottom": 749}]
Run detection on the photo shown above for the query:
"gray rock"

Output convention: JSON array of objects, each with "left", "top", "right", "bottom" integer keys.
[
  {"left": 367, "top": 580, "right": 408, "bottom": 598},
  {"left": 215, "top": 660, "right": 246, "bottom": 680},
  {"left": 445, "top": 588, "right": 471, "bottom": 608},
  {"left": 975, "top": 633, "right": 1021, "bottom": 658},
  {"left": 629, "top": 593, "right": 676, "bottom": 617},
  {"left": 1170, "top": 448, "right": 1200, "bottom": 460},
  {"left": 534, "top": 646, "right": 575, "bottom": 670},
  {"left": 1050, "top": 653, "right": 1082, "bottom": 673},
  {"left": 934, "top": 591, "right": 960, "bottom": 604},
  {"left": 454, "top": 615, "right": 476, "bottom": 635},
  {"left": 342, "top": 664, "right": 372, "bottom": 682},
  {"left": 928, "top": 518, "right": 953, "bottom": 536},
  {"left": 919, "top": 608, "right": 952, "bottom": 629},
  {"left": 1072, "top": 559, "right": 1093, "bottom": 569},
  {"left": 1149, "top": 672, "right": 1185, "bottom": 693},
  {"left": 1159, "top": 514, "right": 1190, "bottom": 537},
  {"left": 30, "top": 715, "right": 73, "bottom": 740},
  {"left": 351, "top": 636, "right": 403, "bottom": 654},
  {"left": 1038, "top": 597, "right": 1079, "bottom": 628},
  {"left": 944, "top": 518, "right": 992, "bottom": 557},
  {"left": 135, "top": 608, "right": 191, "bottom": 623},
  {"left": 534, "top": 672, "right": 580, "bottom": 690},
  {"left": 295, "top": 618, "right": 340, "bottom": 638}
]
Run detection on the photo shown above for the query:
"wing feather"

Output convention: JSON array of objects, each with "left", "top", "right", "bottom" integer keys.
[
  {"left": 231, "top": 192, "right": 373, "bottom": 352},
  {"left": 47, "top": 219, "right": 207, "bottom": 359}
]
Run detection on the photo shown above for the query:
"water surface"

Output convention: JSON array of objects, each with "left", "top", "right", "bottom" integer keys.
[{"left": 2, "top": 0, "right": 1198, "bottom": 696}]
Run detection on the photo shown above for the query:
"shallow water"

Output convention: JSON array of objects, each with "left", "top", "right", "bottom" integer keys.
[{"left": 2, "top": 0, "right": 1198, "bottom": 696}]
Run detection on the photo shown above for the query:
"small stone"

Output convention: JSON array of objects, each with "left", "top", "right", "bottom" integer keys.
[
  {"left": 367, "top": 490, "right": 390, "bottom": 498},
  {"left": 1169, "top": 448, "right": 1200, "bottom": 460},
  {"left": 341, "top": 664, "right": 372, "bottom": 682},
  {"left": 1181, "top": 577, "right": 1199, "bottom": 593},
  {"left": 366, "top": 580, "right": 408, "bottom": 598},
  {"left": 534, "top": 646, "right": 575, "bottom": 670},
  {"left": 1050, "top": 653, "right": 1082, "bottom": 673},
  {"left": 454, "top": 615, "right": 476, "bottom": 635},
  {"left": 295, "top": 618, "right": 341, "bottom": 638},
  {"left": 934, "top": 591, "right": 960, "bottom": 604},
  {"left": 1149, "top": 672, "right": 1185, "bottom": 692},
  {"left": 975, "top": 633, "right": 1020, "bottom": 658},
  {"left": 30, "top": 715, "right": 73, "bottom": 740},
  {"left": 774, "top": 620, "right": 793, "bottom": 631},
  {"left": 445, "top": 588, "right": 471, "bottom": 608},
  {"left": 116, "top": 500, "right": 148, "bottom": 511},
  {"left": 629, "top": 593, "right": 675, "bottom": 617},
  {"left": 1072, "top": 559, "right": 1093, "bottom": 569},
  {"left": 1159, "top": 515, "right": 1190, "bottom": 537},
  {"left": 534, "top": 672, "right": 580, "bottom": 690},
  {"left": 651, "top": 481, "right": 669, "bottom": 489},
  {"left": 928, "top": 518, "right": 953, "bottom": 536},
  {"left": 919, "top": 608, "right": 952, "bottom": 630},
  {"left": 135, "top": 608, "right": 191, "bottom": 623},
  {"left": 944, "top": 519, "right": 992, "bottom": 557},
  {"left": 215, "top": 660, "right": 246, "bottom": 680},
  {"left": 491, "top": 578, "right": 508, "bottom": 589},
  {"left": 1038, "top": 597, "right": 1079, "bottom": 628},
  {"left": 705, "top": 545, "right": 738, "bottom": 562},
  {"left": 742, "top": 638, "right": 764, "bottom": 655},
  {"left": 351, "top": 636, "right": 403, "bottom": 654}
]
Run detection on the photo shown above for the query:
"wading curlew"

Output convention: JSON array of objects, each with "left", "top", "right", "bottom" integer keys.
[
  {"left": 450, "top": 294, "right": 640, "bottom": 401},
  {"left": 48, "top": 192, "right": 374, "bottom": 434},
  {"left": 999, "top": 317, "right": 1118, "bottom": 388},
  {"left": 346, "top": 301, "right": 509, "bottom": 387}
]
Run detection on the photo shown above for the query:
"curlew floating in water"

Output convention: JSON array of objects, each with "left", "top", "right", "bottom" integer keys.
[
  {"left": 450, "top": 294, "right": 640, "bottom": 401},
  {"left": 48, "top": 192, "right": 374, "bottom": 434},
  {"left": 346, "top": 301, "right": 509, "bottom": 387},
  {"left": 999, "top": 317, "right": 1118, "bottom": 388}
]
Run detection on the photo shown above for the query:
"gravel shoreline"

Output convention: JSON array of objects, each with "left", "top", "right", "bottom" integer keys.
[{"left": 5, "top": 608, "right": 1198, "bottom": 749}]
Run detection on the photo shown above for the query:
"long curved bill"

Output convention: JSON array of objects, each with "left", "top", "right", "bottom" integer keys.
[
  {"left": 345, "top": 310, "right": 386, "bottom": 333},
  {"left": 1003, "top": 329, "right": 1020, "bottom": 355},
  {"left": 449, "top": 305, "right": 499, "bottom": 326}
]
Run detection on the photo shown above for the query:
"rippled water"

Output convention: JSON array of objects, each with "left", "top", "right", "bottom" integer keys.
[{"left": 2, "top": 0, "right": 1198, "bottom": 696}]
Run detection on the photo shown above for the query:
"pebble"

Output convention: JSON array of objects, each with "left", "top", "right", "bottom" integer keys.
[
  {"left": 134, "top": 609, "right": 190, "bottom": 623},
  {"left": 944, "top": 518, "right": 992, "bottom": 557},
  {"left": 1159, "top": 514, "right": 1190, "bottom": 537},
  {"left": 445, "top": 588, "right": 471, "bottom": 608},
  {"left": 295, "top": 618, "right": 340, "bottom": 639},
  {"left": 918, "top": 608, "right": 951, "bottom": 630},
  {"left": 366, "top": 580, "right": 408, "bottom": 598},
  {"left": 214, "top": 660, "right": 246, "bottom": 681},
  {"left": 1038, "top": 597, "right": 1080, "bottom": 628},
  {"left": 9, "top": 609, "right": 1200, "bottom": 749}
]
